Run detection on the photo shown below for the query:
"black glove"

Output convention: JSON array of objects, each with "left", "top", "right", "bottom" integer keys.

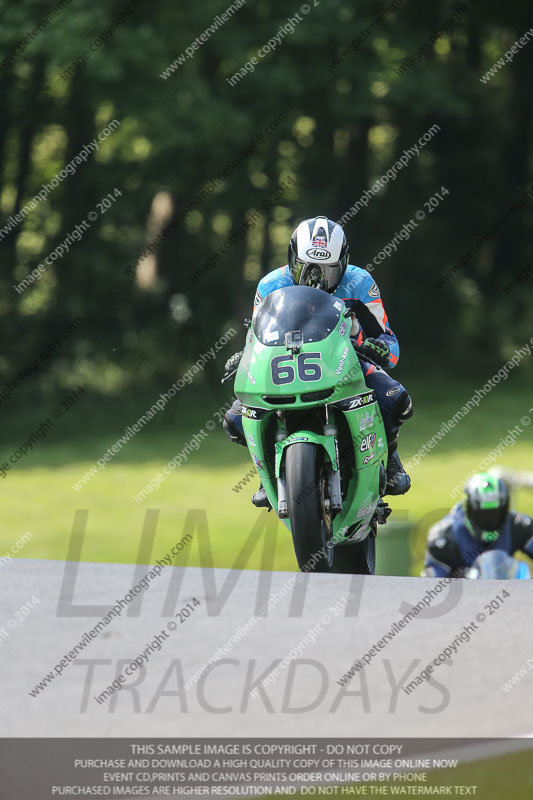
[
  {"left": 359, "top": 337, "right": 390, "bottom": 367},
  {"left": 222, "top": 350, "right": 243, "bottom": 383}
]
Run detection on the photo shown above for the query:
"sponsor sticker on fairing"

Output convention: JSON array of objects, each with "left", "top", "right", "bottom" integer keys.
[
  {"left": 360, "top": 410, "right": 374, "bottom": 431},
  {"left": 360, "top": 433, "right": 376, "bottom": 452},
  {"left": 357, "top": 501, "right": 378, "bottom": 518},
  {"left": 339, "top": 391, "right": 375, "bottom": 411},
  {"left": 335, "top": 346, "right": 350, "bottom": 375},
  {"left": 241, "top": 405, "right": 269, "bottom": 420}
]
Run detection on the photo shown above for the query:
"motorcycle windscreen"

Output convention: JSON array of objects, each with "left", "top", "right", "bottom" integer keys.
[
  {"left": 471, "top": 550, "right": 525, "bottom": 579},
  {"left": 254, "top": 286, "right": 343, "bottom": 346}
]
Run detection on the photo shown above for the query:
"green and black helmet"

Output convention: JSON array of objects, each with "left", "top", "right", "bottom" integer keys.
[{"left": 463, "top": 472, "right": 510, "bottom": 544}]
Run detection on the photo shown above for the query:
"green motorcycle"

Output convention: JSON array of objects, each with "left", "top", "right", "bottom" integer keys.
[{"left": 234, "top": 285, "right": 390, "bottom": 574}]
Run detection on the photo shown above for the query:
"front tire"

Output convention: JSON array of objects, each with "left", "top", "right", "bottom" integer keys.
[
  {"left": 285, "top": 443, "right": 334, "bottom": 572},
  {"left": 330, "top": 536, "right": 376, "bottom": 575}
]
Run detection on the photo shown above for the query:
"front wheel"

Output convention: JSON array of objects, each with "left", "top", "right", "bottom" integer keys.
[
  {"left": 330, "top": 536, "right": 375, "bottom": 575},
  {"left": 285, "top": 443, "right": 334, "bottom": 572}
]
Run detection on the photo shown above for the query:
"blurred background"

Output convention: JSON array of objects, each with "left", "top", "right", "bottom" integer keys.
[{"left": 0, "top": 0, "right": 531, "bottom": 575}]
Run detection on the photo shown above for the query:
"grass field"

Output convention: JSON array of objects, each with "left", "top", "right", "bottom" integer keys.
[{"left": 1, "top": 376, "right": 532, "bottom": 575}]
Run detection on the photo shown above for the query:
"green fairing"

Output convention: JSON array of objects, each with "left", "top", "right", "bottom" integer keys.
[{"left": 234, "top": 300, "right": 387, "bottom": 546}]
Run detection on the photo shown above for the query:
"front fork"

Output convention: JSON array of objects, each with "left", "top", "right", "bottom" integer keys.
[
  {"left": 274, "top": 408, "right": 343, "bottom": 519},
  {"left": 324, "top": 421, "right": 343, "bottom": 513},
  {"left": 275, "top": 421, "right": 289, "bottom": 519}
]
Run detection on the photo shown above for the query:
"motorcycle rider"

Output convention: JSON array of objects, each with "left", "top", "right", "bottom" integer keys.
[
  {"left": 423, "top": 472, "right": 533, "bottom": 577},
  {"left": 223, "top": 215, "right": 413, "bottom": 506}
]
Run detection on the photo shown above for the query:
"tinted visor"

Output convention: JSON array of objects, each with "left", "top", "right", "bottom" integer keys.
[
  {"left": 296, "top": 260, "right": 343, "bottom": 292},
  {"left": 469, "top": 506, "right": 507, "bottom": 534}
]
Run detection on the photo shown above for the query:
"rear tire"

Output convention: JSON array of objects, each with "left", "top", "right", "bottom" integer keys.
[{"left": 285, "top": 443, "right": 334, "bottom": 572}]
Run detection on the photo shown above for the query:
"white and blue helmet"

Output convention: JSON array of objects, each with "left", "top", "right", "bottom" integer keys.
[{"left": 288, "top": 216, "right": 349, "bottom": 292}]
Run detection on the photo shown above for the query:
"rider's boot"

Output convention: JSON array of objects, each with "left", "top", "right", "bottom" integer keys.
[
  {"left": 385, "top": 433, "right": 411, "bottom": 495},
  {"left": 252, "top": 483, "right": 272, "bottom": 508}
]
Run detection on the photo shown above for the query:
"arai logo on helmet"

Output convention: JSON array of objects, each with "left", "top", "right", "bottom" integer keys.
[{"left": 306, "top": 248, "right": 331, "bottom": 260}]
